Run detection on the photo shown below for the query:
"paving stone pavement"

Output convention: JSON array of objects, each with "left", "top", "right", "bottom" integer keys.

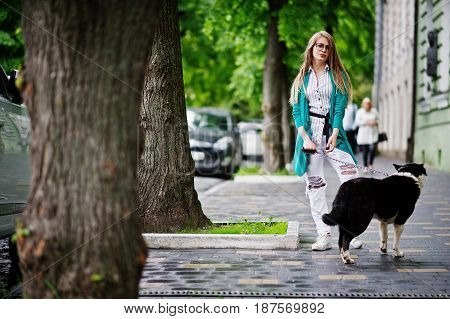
[{"left": 140, "top": 156, "right": 450, "bottom": 297}]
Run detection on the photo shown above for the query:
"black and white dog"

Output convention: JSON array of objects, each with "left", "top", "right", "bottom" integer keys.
[{"left": 322, "top": 163, "right": 427, "bottom": 264}]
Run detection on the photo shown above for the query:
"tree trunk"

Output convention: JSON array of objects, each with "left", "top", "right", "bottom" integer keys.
[
  {"left": 19, "top": 0, "right": 160, "bottom": 298},
  {"left": 138, "top": 0, "right": 211, "bottom": 233},
  {"left": 281, "top": 64, "right": 293, "bottom": 167},
  {"left": 262, "top": 0, "right": 287, "bottom": 173},
  {"left": 323, "top": 0, "right": 341, "bottom": 36}
]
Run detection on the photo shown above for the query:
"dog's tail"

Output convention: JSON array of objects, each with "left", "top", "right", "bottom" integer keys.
[
  {"left": 322, "top": 207, "right": 344, "bottom": 226},
  {"left": 322, "top": 213, "right": 337, "bottom": 226}
]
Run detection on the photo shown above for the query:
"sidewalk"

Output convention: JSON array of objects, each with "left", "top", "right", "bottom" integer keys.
[{"left": 139, "top": 156, "right": 450, "bottom": 297}]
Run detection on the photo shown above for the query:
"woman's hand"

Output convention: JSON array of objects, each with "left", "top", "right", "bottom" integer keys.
[
  {"left": 366, "top": 119, "right": 377, "bottom": 126},
  {"left": 303, "top": 138, "right": 317, "bottom": 152},
  {"left": 298, "top": 126, "right": 316, "bottom": 152},
  {"left": 326, "top": 132, "right": 338, "bottom": 153}
]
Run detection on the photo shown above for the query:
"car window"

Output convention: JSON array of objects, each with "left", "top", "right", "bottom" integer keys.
[
  {"left": 0, "top": 67, "right": 9, "bottom": 99},
  {"left": 187, "top": 110, "right": 229, "bottom": 131}
]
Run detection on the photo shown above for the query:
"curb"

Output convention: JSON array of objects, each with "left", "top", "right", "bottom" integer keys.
[
  {"left": 200, "top": 180, "right": 231, "bottom": 196},
  {"left": 143, "top": 221, "right": 299, "bottom": 250},
  {"left": 139, "top": 290, "right": 450, "bottom": 299}
]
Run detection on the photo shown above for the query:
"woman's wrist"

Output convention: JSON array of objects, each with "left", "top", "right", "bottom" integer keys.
[
  {"left": 298, "top": 126, "right": 310, "bottom": 141},
  {"left": 331, "top": 128, "right": 339, "bottom": 138}
]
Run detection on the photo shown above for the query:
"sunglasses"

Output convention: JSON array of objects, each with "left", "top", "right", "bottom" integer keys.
[{"left": 315, "top": 42, "right": 331, "bottom": 52}]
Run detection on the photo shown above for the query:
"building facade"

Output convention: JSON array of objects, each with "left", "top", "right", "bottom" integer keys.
[
  {"left": 413, "top": 0, "right": 450, "bottom": 171},
  {"left": 373, "top": 0, "right": 416, "bottom": 160}
]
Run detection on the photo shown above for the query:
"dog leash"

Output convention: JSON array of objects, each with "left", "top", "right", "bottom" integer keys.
[
  {"left": 325, "top": 153, "right": 390, "bottom": 177},
  {"left": 305, "top": 148, "right": 391, "bottom": 177}
]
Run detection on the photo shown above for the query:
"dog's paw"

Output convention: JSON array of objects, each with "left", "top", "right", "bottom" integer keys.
[
  {"left": 393, "top": 249, "right": 404, "bottom": 258},
  {"left": 344, "top": 257, "right": 355, "bottom": 264},
  {"left": 340, "top": 250, "right": 355, "bottom": 264},
  {"left": 340, "top": 256, "right": 355, "bottom": 264},
  {"left": 380, "top": 247, "right": 387, "bottom": 254}
]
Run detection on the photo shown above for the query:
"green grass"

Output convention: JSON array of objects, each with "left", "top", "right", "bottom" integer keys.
[
  {"left": 234, "top": 165, "right": 295, "bottom": 176},
  {"left": 178, "top": 221, "right": 288, "bottom": 235}
]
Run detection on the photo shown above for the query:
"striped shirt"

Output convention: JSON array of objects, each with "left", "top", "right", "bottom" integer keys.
[{"left": 305, "top": 64, "right": 332, "bottom": 145}]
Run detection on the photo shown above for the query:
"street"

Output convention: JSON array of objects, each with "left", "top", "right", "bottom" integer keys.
[
  {"left": 2, "top": 158, "right": 449, "bottom": 298},
  {"left": 139, "top": 156, "right": 450, "bottom": 297}
]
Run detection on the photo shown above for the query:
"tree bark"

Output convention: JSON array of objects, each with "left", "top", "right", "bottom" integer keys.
[
  {"left": 138, "top": 0, "right": 211, "bottom": 233},
  {"left": 281, "top": 64, "right": 293, "bottom": 167},
  {"left": 262, "top": 0, "right": 287, "bottom": 173},
  {"left": 323, "top": 0, "right": 341, "bottom": 36},
  {"left": 19, "top": 0, "right": 160, "bottom": 298}
]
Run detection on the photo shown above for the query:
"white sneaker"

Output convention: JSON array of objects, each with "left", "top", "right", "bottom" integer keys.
[
  {"left": 312, "top": 233, "right": 332, "bottom": 251},
  {"left": 350, "top": 237, "right": 363, "bottom": 249}
]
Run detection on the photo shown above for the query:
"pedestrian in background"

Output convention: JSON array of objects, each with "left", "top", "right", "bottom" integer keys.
[
  {"left": 290, "top": 31, "right": 362, "bottom": 251},
  {"left": 355, "top": 97, "right": 378, "bottom": 173},
  {"left": 343, "top": 102, "right": 358, "bottom": 154}
]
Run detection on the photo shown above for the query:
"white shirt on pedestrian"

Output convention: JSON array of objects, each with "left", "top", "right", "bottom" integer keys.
[
  {"left": 343, "top": 103, "right": 358, "bottom": 131},
  {"left": 355, "top": 107, "right": 379, "bottom": 145},
  {"left": 305, "top": 64, "right": 332, "bottom": 145}
]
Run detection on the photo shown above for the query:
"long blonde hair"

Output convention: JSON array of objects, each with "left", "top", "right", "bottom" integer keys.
[{"left": 289, "top": 31, "right": 352, "bottom": 105}]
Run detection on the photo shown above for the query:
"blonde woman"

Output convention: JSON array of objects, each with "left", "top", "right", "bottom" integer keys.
[
  {"left": 355, "top": 97, "right": 379, "bottom": 173},
  {"left": 290, "top": 31, "right": 362, "bottom": 251}
]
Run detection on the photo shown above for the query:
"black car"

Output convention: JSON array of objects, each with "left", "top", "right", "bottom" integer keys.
[{"left": 187, "top": 107, "right": 242, "bottom": 178}]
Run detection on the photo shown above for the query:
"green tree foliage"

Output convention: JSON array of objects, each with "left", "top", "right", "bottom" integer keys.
[
  {"left": 180, "top": 0, "right": 375, "bottom": 118},
  {"left": 0, "top": 0, "right": 24, "bottom": 72},
  {"left": 179, "top": 0, "right": 268, "bottom": 121},
  {"left": 1, "top": 0, "right": 374, "bottom": 113}
]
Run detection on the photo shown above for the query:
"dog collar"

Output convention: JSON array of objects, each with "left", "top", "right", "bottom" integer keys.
[{"left": 395, "top": 172, "right": 426, "bottom": 190}]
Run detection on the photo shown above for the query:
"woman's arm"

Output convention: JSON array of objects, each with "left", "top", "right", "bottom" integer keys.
[
  {"left": 355, "top": 109, "right": 364, "bottom": 126},
  {"left": 332, "top": 90, "right": 348, "bottom": 130},
  {"left": 292, "top": 86, "right": 304, "bottom": 129},
  {"left": 367, "top": 110, "right": 378, "bottom": 126},
  {"left": 326, "top": 128, "right": 339, "bottom": 152},
  {"left": 292, "top": 79, "right": 315, "bottom": 150},
  {"left": 373, "top": 108, "right": 379, "bottom": 125},
  {"left": 298, "top": 126, "right": 316, "bottom": 150}
]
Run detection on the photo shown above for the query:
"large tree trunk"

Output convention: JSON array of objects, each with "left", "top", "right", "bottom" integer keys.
[
  {"left": 262, "top": 0, "right": 287, "bottom": 173},
  {"left": 19, "top": 0, "right": 160, "bottom": 298},
  {"left": 138, "top": 0, "right": 211, "bottom": 233}
]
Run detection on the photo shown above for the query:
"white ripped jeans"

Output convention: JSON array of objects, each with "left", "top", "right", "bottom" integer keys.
[{"left": 305, "top": 135, "right": 359, "bottom": 236}]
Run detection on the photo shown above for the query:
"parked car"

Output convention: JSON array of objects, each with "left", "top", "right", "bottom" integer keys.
[
  {"left": 238, "top": 121, "right": 264, "bottom": 162},
  {"left": 187, "top": 107, "right": 242, "bottom": 178},
  {"left": 0, "top": 65, "right": 29, "bottom": 265}
]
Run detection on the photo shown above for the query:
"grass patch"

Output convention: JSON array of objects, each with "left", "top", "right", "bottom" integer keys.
[
  {"left": 234, "top": 166, "right": 261, "bottom": 175},
  {"left": 234, "top": 166, "right": 295, "bottom": 176},
  {"left": 178, "top": 221, "right": 288, "bottom": 235}
]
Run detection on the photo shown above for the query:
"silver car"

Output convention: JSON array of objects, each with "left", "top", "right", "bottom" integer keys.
[{"left": 0, "top": 66, "right": 30, "bottom": 247}]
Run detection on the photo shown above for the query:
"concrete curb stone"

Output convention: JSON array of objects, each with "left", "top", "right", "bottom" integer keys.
[{"left": 143, "top": 221, "right": 299, "bottom": 250}]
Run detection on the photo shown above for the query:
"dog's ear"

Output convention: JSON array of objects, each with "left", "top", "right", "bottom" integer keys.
[
  {"left": 393, "top": 164, "right": 402, "bottom": 171},
  {"left": 419, "top": 163, "right": 427, "bottom": 175}
]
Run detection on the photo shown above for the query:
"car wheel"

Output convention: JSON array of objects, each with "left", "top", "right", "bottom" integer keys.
[
  {"left": 232, "top": 145, "right": 243, "bottom": 173},
  {"left": 8, "top": 236, "right": 19, "bottom": 265},
  {"left": 219, "top": 163, "right": 234, "bottom": 179},
  {"left": 8, "top": 235, "right": 22, "bottom": 285}
]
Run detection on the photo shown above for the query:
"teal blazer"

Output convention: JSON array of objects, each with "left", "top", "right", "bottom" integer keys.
[{"left": 291, "top": 69, "right": 357, "bottom": 177}]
